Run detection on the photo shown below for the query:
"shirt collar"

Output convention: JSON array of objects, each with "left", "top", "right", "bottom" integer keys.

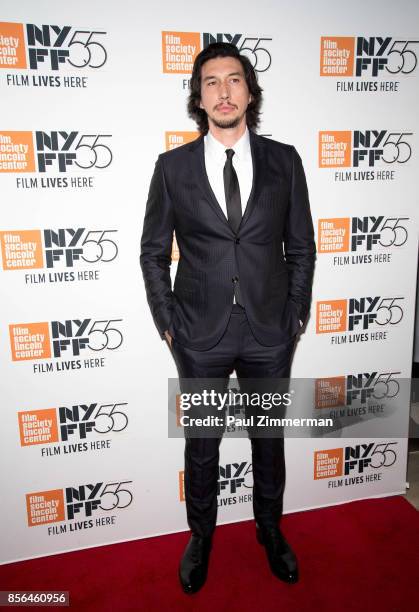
[{"left": 204, "top": 126, "right": 251, "bottom": 163}]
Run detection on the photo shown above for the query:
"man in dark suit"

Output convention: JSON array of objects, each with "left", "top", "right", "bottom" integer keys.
[{"left": 140, "top": 42, "right": 316, "bottom": 594}]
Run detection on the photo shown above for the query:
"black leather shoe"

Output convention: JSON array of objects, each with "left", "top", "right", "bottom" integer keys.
[
  {"left": 179, "top": 534, "right": 212, "bottom": 594},
  {"left": 256, "top": 524, "right": 299, "bottom": 583}
]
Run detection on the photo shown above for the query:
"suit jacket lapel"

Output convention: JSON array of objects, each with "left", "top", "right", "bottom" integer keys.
[
  {"left": 237, "top": 129, "right": 263, "bottom": 233},
  {"left": 188, "top": 135, "right": 232, "bottom": 230}
]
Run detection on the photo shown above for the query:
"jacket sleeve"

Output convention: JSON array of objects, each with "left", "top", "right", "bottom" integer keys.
[
  {"left": 284, "top": 146, "right": 316, "bottom": 324},
  {"left": 140, "top": 155, "right": 175, "bottom": 339}
]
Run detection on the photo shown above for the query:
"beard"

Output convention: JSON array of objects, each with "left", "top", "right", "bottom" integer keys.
[
  {"left": 209, "top": 109, "right": 245, "bottom": 130},
  {"left": 211, "top": 116, "right": 242, "bottom": 129}
]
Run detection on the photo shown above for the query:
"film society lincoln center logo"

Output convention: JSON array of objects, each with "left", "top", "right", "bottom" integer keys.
[
  {"left": 314, "top": 371, "right": 402, "bottom": 425},
  {"left": 0, "top": 228, "right": 118, "bottom": 284},
  {"left": 314, "top": 442, "right": 398, "bottom": 488},
  {"left": 318, "top": 130, "right": 413, "bottom": 181},
  {"left": 165, "top": 131, "right": 200, "bottom": 261},
  {"left": 316, "top": 295, "right": 405, "bottom": 343},
  {"left": 317, "top": 215, "right": 410, "bottom": 267},
  {"left": 0, "top": 21, "right": 107, "bottom": 88},
  {"left": 179, "top": 461, "right": 253, "bottom": 506},
  {"left": 9, "top": 318, "right": 123, "bottom": 373},
  {"left": 0, "top": 131, "right": 112, "bottom": 182},
  {"left": 162, "top": 31, "right": 273, "bottom": 76},
  {"left": 315, "top": 372, "right": 400, "bottom": 410},
  {"left": 17, "top": 401, "right": 128, "bottom": 456},
  {"left": 26, "top": 480, "right": 133, "bottom": 533},
  {"left": 320, "top": 36, "right": 418, "bottom": 88}
]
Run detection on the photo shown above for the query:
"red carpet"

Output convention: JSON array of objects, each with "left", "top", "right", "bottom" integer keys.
[{"left": 1, "top": 496, "right": 418, "bottom": 611}]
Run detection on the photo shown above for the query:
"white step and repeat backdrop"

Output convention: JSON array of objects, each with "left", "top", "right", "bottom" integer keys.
[{"left": 1, "top": 0, "right": 418, "bottom": 564}]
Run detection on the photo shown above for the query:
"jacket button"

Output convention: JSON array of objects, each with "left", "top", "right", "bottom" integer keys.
[{"left": 235, "top": 238, "right": 240, "bottom": 244}]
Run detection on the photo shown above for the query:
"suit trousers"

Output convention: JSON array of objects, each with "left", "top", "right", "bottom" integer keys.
[{"left": 170, "top": 304, "right": 296, "bottom": 538}]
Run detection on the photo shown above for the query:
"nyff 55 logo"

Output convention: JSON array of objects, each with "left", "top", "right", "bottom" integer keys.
[
  {"left": 314, "top": 442, "right": 397, "bottom": 480},
  {"left": 316, "top": 296, "right": 404, "bottom": 334},
  {"left": 162, "top": 31, "right": 272, "bottom": 74},
  {"left": 0, "top": 22, "right": 107, "bottom": 70},
  {"left": 319, "top": 131, "right": 412, "bottom": 168},
  {"left": 26, "top": 480, "right": 133, "bottom": 526},
  {"left": 9, "top": 318, "right": 123, "bottom": 361},
  {"left": 1, "top": 228, "right": 118, "bottom": 270},
  {"left": 315, "top": 372, "right": 400, "bottom": 408},
  {"left": 0, "top": 131, "right": 112, "bottom": 173},
  {"left": 179, "top": 461, "right": 252, "bottom": 501},
  {"left": 18, "top": 402, "right": 128, "bottom": 446},
  {"left": 320, "top": 36, "right": 418, "bottom": 77},
  {"left": 318, "top": 216, "right": 409, "bottom": 253}
]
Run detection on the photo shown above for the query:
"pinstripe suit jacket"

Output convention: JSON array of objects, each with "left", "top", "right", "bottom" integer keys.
[{"left": 140, "top": 130, "right": 316, "bottom": 350}]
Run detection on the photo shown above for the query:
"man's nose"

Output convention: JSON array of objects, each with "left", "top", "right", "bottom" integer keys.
[{"left": 219, "top": 82, "right": 230, "bottom": 99}]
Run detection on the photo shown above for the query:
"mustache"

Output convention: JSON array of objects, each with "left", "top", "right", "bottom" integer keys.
[{"left": 214, "top": 103, "right": 237, "bottom": 110}]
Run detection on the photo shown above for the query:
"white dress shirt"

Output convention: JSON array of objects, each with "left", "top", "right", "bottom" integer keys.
[
  {"left": 204, "top": 127, "right": 253, "bottom": 220},
  {"left": 203, "top": 128, "right": 252, "bottom": 305}
]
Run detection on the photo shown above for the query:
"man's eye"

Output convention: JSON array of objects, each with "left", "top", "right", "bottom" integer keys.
[{"left": 207, "top": 81, "right": 216, "bottom": 86}]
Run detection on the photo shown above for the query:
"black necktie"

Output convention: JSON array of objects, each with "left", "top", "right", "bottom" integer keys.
[
  {"left": 223, "top": 149, "right": 242, "bottom": 234},
  {"left": 224, "top": 149, "right": 243, "bottom": 305}
]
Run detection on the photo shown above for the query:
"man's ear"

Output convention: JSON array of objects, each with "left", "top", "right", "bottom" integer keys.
[{"left": 199, "top": 100, "right": 204, "bottom": 110}]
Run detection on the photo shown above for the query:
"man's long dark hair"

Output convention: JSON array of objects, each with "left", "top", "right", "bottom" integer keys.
[{"left": 187, "top": 42, "right": 263, "bottom": 135}]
